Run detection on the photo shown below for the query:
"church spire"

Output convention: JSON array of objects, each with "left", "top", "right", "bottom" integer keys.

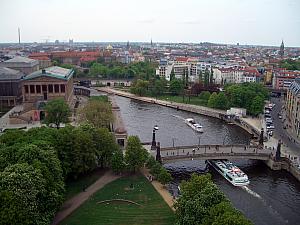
[{"left": 279, "top": 40, "right": 284, "bottom": 57}]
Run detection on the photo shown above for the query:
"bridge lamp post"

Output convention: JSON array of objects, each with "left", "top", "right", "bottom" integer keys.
[{"left": 151, "top": 125, "right": 159, "bottom": 149}]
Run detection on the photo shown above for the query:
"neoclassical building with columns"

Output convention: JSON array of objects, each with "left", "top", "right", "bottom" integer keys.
[{"left": 9, "top": 66, "right": 74, "bottom": 123}]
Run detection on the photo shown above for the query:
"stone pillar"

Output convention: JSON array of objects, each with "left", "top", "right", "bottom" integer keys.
[
  {"left": 156, "top": 142, "right": 162, "bottom": 164},
  {"left": 275, "top": 140, "right": 281, "bottom": 161},
  {"left": 151, "top": 129, "right": 156, "bottom": 150}
]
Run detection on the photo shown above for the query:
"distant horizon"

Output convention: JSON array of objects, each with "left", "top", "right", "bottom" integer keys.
[
  {"left": 1, "top": 0, "right": 300, "bottom": 47},
  {"left": 0, "top": 40, "right": 299, "bottom": 48}
]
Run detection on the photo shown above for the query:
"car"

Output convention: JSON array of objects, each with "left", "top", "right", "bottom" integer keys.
[
  {"left": 279, "top": 115, "right": 282, "bottom": 119},
  {"left": 265, "top": 114, "right": 271, "bottom": 118},
  {"left": 265, "top": 110, "right": 270, "bottom": 114},
  {"left": 266, "top": 118, "right": 273, "bottom": 122},
  {"left": 268, "top": 131, "right": 273, "bottom": 136},
  {"left": 266, "top": 125, "right": 275, "bottom": 130}
]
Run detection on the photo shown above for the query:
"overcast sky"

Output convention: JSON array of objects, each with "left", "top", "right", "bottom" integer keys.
[{"left": 1, "top": 0, "right": 299, "bottom": 46}]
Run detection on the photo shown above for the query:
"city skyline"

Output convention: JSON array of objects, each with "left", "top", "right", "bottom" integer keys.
[{"left": 0, "top": 0, "right": 300, "bottom": 47}]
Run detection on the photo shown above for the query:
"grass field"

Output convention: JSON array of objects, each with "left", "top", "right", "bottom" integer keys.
[
  {"left": 65, "top": 169, "right": 106, "bottom": 200},
  {"left": 61, "top": 174, "right": 175, "bottom": 225},
  {"left": 158, "top": 95, "right": 208, "bottom": 107}
]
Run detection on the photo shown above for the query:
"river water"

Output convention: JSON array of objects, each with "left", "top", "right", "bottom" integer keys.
[{"left": 114, "top": 96, "right": 300, "bottom": 225}]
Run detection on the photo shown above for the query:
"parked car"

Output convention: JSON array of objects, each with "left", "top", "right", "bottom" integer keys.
[
  {"left": 279, "top": 115, "right": 282, "bottom": 119},
  {"left": 268, "top": 131, "right": 273, "bottom": 136}
]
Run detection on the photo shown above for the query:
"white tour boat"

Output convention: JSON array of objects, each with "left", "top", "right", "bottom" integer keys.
[
  {"left": 207, "top": 160, "right": 250, "bottom": 186},
  {"left": 185, "top": 118, "right": 203, "bottom": 132}
]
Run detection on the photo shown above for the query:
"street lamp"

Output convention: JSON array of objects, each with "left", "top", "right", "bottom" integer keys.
[{"left": 151, "top": 125, "right": 159, "bottom": 149}]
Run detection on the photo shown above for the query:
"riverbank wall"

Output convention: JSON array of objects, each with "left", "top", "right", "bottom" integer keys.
[{"left": 264, "top": 158, "right": 300, "bottom": 182}]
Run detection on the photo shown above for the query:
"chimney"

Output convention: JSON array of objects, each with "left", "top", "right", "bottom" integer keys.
[{"left": 42, "top": 69, "right": 46, "bottom": 74}]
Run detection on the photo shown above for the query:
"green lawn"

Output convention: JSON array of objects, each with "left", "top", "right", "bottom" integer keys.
[
  {"left": 61, "top": 174, "right": 175, "bottom": 225},
  {"left": 158, "top": 95, "right": 208, "bottom": 107},
  {"left": 65, "top": 169, "right": 106, "bottom": 200}
]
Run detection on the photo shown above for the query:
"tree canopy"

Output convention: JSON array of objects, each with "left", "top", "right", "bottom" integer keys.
[
  {"left": 125, "top": 136, "right": 148, "bottom": 172},
  {"left": 174, "top": 174, "right": 252, "bottom": 225},
  {"left": 44, "top": 98, "right": 71, "bottom": 128}
]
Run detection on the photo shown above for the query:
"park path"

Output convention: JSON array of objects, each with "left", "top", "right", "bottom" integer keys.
[
  {"left": 52, "top": 170, "right": 121, "bottom": 225},
  {"left": 140, "top": 168, "right": 175, "bottom": 211}
]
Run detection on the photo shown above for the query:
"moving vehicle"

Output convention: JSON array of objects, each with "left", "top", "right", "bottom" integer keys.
[
  {"left": 185, "top": 118, "right": 203, "bottom": 132},
  {"left": 207, "top": 160, "right": 250, "bottom": 186}
]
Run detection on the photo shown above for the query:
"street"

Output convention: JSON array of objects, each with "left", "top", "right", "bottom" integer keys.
[{"left": 270, "top": 97, "right": 300, "bottom": 155}]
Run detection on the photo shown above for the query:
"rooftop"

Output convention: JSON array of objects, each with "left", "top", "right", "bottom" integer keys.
[
  {"left": 0, "top": 67, "right": 24, "bottom": 80},
  {"left": 23, "top": 66, "right": 74, "bottom": 81},
  {"left": 4, "top": 56, "right": 38, "bottom": 64}
]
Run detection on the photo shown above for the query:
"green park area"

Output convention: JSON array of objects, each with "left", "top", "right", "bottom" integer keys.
[{"left": 61, "top": 174, "right": 175, "bottom": 225}]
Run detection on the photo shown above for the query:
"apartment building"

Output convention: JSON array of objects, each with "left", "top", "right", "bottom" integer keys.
[{"left": 286, "top": 78, "right": 300, "bottom": 138}]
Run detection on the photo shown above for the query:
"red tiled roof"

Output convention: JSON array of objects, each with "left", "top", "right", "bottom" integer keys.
[
  {"left": 79, "top": 57, "right": 97, "bottom": 62},
  {"left": 29, "top": 56, "right": 50, "bottom": 61},
  {"left": 176, "top": 57, "right": 189, "bottom": 62}
]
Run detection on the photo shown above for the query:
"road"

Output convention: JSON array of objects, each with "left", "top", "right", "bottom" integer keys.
[{"left": 270, "top": 97, "right": 300, "bottom": 155}]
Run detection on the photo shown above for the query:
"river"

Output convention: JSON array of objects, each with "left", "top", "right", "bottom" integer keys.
[{"left": 114, "top": 95, "right": 300, "bottom": 225}]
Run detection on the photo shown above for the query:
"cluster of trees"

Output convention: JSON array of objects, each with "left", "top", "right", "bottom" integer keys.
[
  {"left": 224, "top": 83, "right": 268, "bottom": 116},
  {"left": 130, "top": 78, "right": 183, "bottom": 97},
  {"left": 88, "top": 61, "right": 157, "bottom": 80},
  {"left": 195, "top": 83, "right": 268, "bottom": 116},
  {"left": 279, "top": 59, "right": 300, "bottom": 71},
  {"left": 0, "top": 125, "right": 119, "bottom": 224},
  {"left": 78, "top": 96, "right": 113, "bottom": 129},
  {"left": 175, "top": 174, "right": 252, "bottom": 225},
  {"left": 146, "top": 156, "right": 173, "bottom": 185},
  {"left": 111, "top": 136, "right": 173, "bottom": 186}
]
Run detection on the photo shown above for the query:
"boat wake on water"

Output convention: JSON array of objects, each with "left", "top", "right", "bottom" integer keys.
[
  {"left": 172, "top": 114, "right": 185, "bottom": 120},
  {"left": 240, "top": 186, "right": 262, "bottom": 199}
]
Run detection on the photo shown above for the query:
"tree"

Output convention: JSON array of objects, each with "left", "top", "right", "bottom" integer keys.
[
  {"left": 149, "top": 161, "right": 162, "bottom": 177},
  {"left": 215, "top": 92, "right": 228, "bottom": 110},
  {"left": 210, "top": 68, "right": 214, "bottom": 85},
  {"left": 199, "top": 91, "right": 211, "bottom": 104},
  {"left": 44, "top": 98, "right": 71, "bottom": 129},
  {"left": 111, "top": 149, "right": 125, "bottom": 174},
  {"left": 130, "top": 79, "right": 149, "bottom": 96},
  {"left": 157, "top": 168, "right": 173, "bottom": 185},
  {"left": 249, "top": 95, "right": 264, "bottom": 117},
  {"left": 174, "top": 174, "right": 252, "bottom": 225},
  {"left": 207, "top": 92, "right": 218, "bottom": 108},
  {"left": 151, "top": 78, "right": 167, "bottom": 97},
  {"left": 0, "top": 163, "right": 47, "bottom": 225},
  {"left": 198, "top": 70, "right": 203, "bottom": 83},
  {"left": 125, "top": 136, "right": 148, "bottom": 173},
  {"left": 79, "top": 99, "right": 113, "bottom": 129},
  {"left": 169, "top": 79, "right": 184, "bottom": 95},
  {"left": 204, "top": 68, "right": 209, "bottom": 87}
]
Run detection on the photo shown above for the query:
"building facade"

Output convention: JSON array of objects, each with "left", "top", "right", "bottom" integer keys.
[
  {"left": 286, "top": 78, "right": 300, "bottom": 138},
  {"left": 9, "top": 66, "right": 74, "bottom": 124},
  {"left": 0, "top": 67, "right": 24, "bottom": 106},
  {"left": 0, "top": 56, "right": 39, "bottom": 75}
]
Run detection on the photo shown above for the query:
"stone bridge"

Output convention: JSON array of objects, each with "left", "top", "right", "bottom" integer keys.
[{"left": 152, "top": 144, "right": 274, "bottom": 164}]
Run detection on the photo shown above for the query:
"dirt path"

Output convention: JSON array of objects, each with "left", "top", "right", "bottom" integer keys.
[
  {"left": 140, "top": 168, "right": 176, "bottom": 211},
  {"left": 52, "top": 170, "right": 121, "bottom": 225}
]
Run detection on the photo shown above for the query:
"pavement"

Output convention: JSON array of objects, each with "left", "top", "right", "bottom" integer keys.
[
  {"left": 52, "top": 170, "right": 121, "bottom": 225},
  {"left": 0, "top": 104, "right": 42, "bottom": 131}
]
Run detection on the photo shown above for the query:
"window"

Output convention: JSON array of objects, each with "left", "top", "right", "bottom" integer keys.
[
  {"left": 48, "top": 84, "right": 53, "bottom": 93},
  {"left": 54, "top": 84, "right": 59, "bottom": 93},
  {"left": 36, "top": 85, "right": 41, "bottom": 93},
  {"left": 42, "top": 85, "right": 47, "bottom": 92},
  {"left": 60, "top": 84, "right": 65, "bottom": 93},
  {"left": 30, "top": 85, "right": 35, "bottom": 93},
  {"left": 25, "top": 85, "right": 29, "bottom": 93}
]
